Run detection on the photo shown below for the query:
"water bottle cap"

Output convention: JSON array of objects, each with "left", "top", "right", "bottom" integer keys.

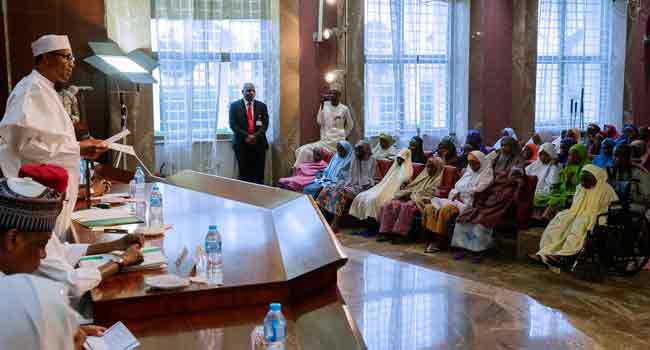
[
  {"left": 136, "top": 166, "right": 142, "bottom": 170},
  {"left": 208, "top": 224, "right": 218, "bottom": 231},
  {"left": 152, "top": 184, "right": 159, "bottom": 190},
  {"left": 270, "top": 303, "right": 281, "bottom": 311}
]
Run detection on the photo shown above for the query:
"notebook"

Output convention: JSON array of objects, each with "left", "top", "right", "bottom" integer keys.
[
  {"left": 79, "top": 247, "right": 166, "bottom": 271},
  {"left": 84, "top": 321, "right": 139, "bottom": 350}
]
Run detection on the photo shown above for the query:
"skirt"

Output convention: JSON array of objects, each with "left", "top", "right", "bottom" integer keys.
[
  {"left": 379, "top": 200, "right": 419, "bottom": 236},
  {"left": 423, "top": 204, "right": 459, "bottom": 236},
  {"left": 317, "top": 187, "right": 357, "bottom": 217}
]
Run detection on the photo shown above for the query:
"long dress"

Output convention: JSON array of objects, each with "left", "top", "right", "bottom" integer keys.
[
  {"left": 526, "top": 143, "right": 560, "bottom": 199},
  {"left": 303, "top": 141, "right": 354, "bottom": 198},
  {"left": 294, "top": 102, "right": 354, "bottom": 166},
  {"left": 537, "top": 164, "right": 618, "bottom": 263},
  {"left": 349, "top": 148, "right": 413, "bottom": 220},
  {"left": 535, "top": 143, "right": 588, "bottom": 208},
  {"left": 379, "top": 157, "right": 444, "bottom": 236},
  {"left": 451, "top": 172, "right": 522, "bottom": 252},
  {"left": 423, "top": 151, "right": 494, "bottom": 235},
  {"left": 278, "top": 159, "right": 328, "bottom": 192},
  {"left": 317, "top": 149, "right": 377, "bottom": 217}
]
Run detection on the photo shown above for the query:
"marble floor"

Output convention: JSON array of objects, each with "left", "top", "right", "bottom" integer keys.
[{"left": 337, "top": 233, "right": 650, "bottom": 350}]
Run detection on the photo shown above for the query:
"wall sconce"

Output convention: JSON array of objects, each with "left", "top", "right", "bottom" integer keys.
[
  {"left": 324, "top": 69, "right": 345, "bottom": 84},
  {"left": 326, "top": 0, "right": 337, "bottom": 4}
]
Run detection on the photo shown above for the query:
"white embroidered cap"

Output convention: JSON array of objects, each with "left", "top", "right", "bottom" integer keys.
[{"left": 31, "top": 34, "right": 72, "bottom": 57}]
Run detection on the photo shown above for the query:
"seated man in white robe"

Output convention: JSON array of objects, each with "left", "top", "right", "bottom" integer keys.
[
  {"left": 0, "top": 34, "right": 108, "bottom": 237},
  {"left": 294, "top": 84, "right": 355, "bottom": 166},
  {"left": 19, "top": 163, "right": 144, "bottom": 297},
  {"left": 0, "top": 177, "right": 103, "bottom": 348}
]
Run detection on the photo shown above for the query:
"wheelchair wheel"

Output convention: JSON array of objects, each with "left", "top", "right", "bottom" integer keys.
[{"left": 609, "top": 256, "right": 649, "bottom": 276}]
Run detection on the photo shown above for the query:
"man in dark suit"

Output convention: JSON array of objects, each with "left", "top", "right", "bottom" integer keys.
[{"left": 229, "top": 83, "right": 269, "bottom": 184}]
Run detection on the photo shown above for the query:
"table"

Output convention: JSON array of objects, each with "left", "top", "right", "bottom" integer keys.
[{"left": 74, "top": 172, "right": 364, "bottom": 349}]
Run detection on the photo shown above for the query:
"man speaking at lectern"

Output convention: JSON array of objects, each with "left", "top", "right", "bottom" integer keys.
[
  {"left": 229, "top": 82, "right": 269, "bottom": 184},
  {"left": 0, "top": 34, "right": 108, "bottom": 235}
]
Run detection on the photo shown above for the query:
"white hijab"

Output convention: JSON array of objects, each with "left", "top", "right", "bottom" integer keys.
[
  {"left": 0, "top": 274, "right": 79, "bottom": 350},
  {"left": 449, "top": 151, "right": 493, "bottom": 207},
  {"left": 493, "top": 128, "right": 518, "bottom": 149},
  {"left": 525, "top": 142, "right": 560, "bottom": 195},
  {"left": 349, "top": 148, "right": 413, "bottom": 220}
]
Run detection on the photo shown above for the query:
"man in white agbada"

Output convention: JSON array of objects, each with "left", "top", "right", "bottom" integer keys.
[
  {"left": 533, "top": 164, "right": 618, "bottom": 267},
  {"left": 0, "top": 177, "right": 95, "bottom": 350},
  {"left": 0, "top": 34, "right": 108, "bottom": 236},
  {"left": 349, "top": 148, "right": 413, "bottom": 220},
  {"left": 18, "top": 164, "right": 144, "bottom": 297},
  {"left": 293, "top": 84, "right": 355, "bottom": 166}
]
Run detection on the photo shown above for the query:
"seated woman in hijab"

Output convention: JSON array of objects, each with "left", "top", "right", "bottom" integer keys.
[
  {"left": 592, "top": 138, "right": 615, "bottom": 168},
  {"left": 451, "top": 167, "right": 527, "bottom": 263},
  {"left": 317, "top": 141, "right": 377, "bottom": 232},
  {"left": 422, "top": 151, "right": 494, "bottom": 253},
  {"left": 616, "top": 124, "right": 639, "bottom": 146},
  {"left": 303, "top": 140, "right": 353, "bottom": 198},
  {"left": 293, "top": 128, "right": 346, "bottom": 167},
  {"left": 279, "top": 147, "right": 328, "bottom": 192},
  {"left": 379, "top": 157, "right": 444, "bottom": 238},
  {"left": 535, "top": 143, "right": 589, "bottom": 221},
  {"left": 409, "top": 136, "right": 427, "bottom": 164},
  {"left": 437, "top": 137, "right": 464, "bottom": 169},
  {"left": 526, "top": 143, "right": 560, "bottom": 214},
  {"left": 521, "top": 143, "right": 538, "bottom": 166},
  {"left": 585, "top": 123, "right": 602, "bottom": 156},
  {"left": 531, "top": 165, "right": 618, "bottom": 270},
  {"left": 607, "top": 144, "right": 650, "bottom": 214},
  {"left": 557, "top": 137, "right": 577, "bottom": 167},
  {"left": 372, "top": 133, "right": 399, "bottom": 160},
  {"left": 493, "top": 128, "right": 518, "bottom": 150},
  {"left": 630, "top": 140, "right": 648, "bottom": 167},
  {"left": 489, "top": 136, "right": 524, "bottom": 175},
  {"left": 457, "top": 144, "right": 474, "bottom": 169},
  {"left": 350, "top": 148, "right": 413, "bottom": 222},
  {"left": 466, "top": 129, "right": 489, "bottom": 154}
]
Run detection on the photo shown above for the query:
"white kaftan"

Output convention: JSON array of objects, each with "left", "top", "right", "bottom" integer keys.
[{"left": 0, "top": 70, "right": 80, "bottom": 236}]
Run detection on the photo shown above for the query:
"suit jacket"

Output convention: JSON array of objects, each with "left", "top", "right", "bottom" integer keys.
[{"left": 229, "top": 98, "right": 269, "bottom": 150}]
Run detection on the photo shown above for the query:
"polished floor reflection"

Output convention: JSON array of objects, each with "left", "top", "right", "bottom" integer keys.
[{"left": 340, "top": 248, "right": 602, "bottom": 350}]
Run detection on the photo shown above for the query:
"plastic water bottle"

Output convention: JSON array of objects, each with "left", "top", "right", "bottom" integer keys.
[
  {"left": 204, "top": 225, "right": 222, "bottom": 268},
  {"left": 148, "top": 185, "right": 164, "bottom": 228},
  {"left": 133, "top": 166, "right": 146, "bottom": 199},
  {"left": 263, "top": 303, "right": 286, "bottom": 348}
]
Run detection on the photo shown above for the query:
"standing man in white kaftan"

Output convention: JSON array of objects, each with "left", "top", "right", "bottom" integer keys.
[
  {"left": 294, "top": 84, "right": 355, "bottom": 166},
  {"left": 0, "top": 34, "right": 107, "bottom": 235}
]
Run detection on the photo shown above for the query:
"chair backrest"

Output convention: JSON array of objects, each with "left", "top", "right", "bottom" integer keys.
[
  {"left": 376, "top": 160, "right": 426, "bottom": 182},
  {"left": 436, "top": 165, "right": 461, "bottom": 198},
  {"left": 322, "top": 150, "right": 334, "bottom": 163},
  {"left": 412, "top": 163, "right": 425, "bottom": 179}
]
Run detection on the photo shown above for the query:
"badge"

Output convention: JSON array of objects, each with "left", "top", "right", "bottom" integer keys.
[{"left": 256, "top": 120, "right": 263, "bottom": 126}]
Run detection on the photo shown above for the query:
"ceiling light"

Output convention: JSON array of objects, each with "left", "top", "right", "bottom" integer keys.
[{"left": 324, "top": 71, "right": 338, "bottom": 84}]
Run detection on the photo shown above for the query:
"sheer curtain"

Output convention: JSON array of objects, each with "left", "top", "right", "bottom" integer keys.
[
  {"left": 535, "top": 0, "right": 626, "bottom": 132},
  {"left": 364, "top": 0, "right": 469, "bottom": 147},
  {"left": 152, "top": 0, "right": 280, "bottom": 177}
]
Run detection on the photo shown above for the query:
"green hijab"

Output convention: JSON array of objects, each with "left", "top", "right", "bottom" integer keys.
[{"left": 559, "top": 143, "right": 589, "bottom": 195}]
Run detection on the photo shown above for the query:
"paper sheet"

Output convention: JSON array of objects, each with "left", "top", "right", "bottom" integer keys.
[
  {"left": 71, "top": 207, "right": 134, "bottom": 222},
  {"left": 108, "top": 143, "right": 136, "bottom": 156},
  {"left": 104, "top": 129, "right": 131, "bottom": 145},
  {"left": 84, "top": 321, "right": 139, "bottom": 350}
]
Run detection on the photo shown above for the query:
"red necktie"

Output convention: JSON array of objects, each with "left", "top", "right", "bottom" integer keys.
[{"left": 247, "top": 102, "right": 254, "bottom": 134}]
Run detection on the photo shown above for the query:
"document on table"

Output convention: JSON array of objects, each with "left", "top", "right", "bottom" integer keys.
[
  {"left": 84, "top": 321, "right": 139, "bottom": 350},
  {"left": 79, "top": 247, "right": 166, "bottom": 271},
  {"left": 104, "top": 129, "right": 131, "bottom": 145},
  {"left": 72, "top": 207, "right": 142, "bottom": 228}
]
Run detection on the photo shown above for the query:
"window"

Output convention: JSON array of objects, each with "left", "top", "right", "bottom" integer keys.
[
  {"left": 364, "top": 0, "right": 454, "bottom": 140},
  {"left": 535, "top": 0, "right": 612, "bottom": 131},
  {"left": 151, "top": 5, "right": 274, "bottom": 143}
]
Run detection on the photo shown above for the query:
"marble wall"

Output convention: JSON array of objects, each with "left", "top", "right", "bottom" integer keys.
[
  {"left": 511, "top": 0, "right": 538, "bottom": 143},
  {"left": 624, "top": 2, "right": 650, "bottom": 126}
]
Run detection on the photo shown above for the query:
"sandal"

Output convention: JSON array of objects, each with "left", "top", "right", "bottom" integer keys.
[
  {"left": 471, "top": 253, "right": 483, "bottom": 263},
  {"left": 424, "top": 243, "right": 440, "bottom": 254},
  {"left": 453, "top": 252, "right": 466, "bottom": 260}
]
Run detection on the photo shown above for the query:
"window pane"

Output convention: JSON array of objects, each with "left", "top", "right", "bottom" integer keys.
[
  {"left": 365, "top": 0, "right": 451, "bottom": 140},
  {"left": 535, "top": 0, "right": 610, "bottom": 131}
]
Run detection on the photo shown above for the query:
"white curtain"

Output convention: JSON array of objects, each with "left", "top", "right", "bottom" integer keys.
[
  {"left": 364, "top": 0, "right": 469, "bottom": 148},
  {"left": 535, "top": 0, "right": 626, "bottom": 133},
  {"left": 152, "top": 0, "right": 280, "bottom": 177}
]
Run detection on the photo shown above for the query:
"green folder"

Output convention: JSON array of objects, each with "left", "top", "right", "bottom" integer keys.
[{"left": 79, "top": 217, "right": 144, "bottom": 228}]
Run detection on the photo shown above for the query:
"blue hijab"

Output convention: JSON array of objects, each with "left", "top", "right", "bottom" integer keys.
[
  {"left": 615, "top": 124, "right": 638, "bottom": 146},
  {"left": 558, "top": 137, "right": 577, "bottom": 165},
  {"left": 592, "top": 138, "right": 615, "bottom": 168},
  {"left": 319, "top": 140, "right": 354, "bottom": 183}
]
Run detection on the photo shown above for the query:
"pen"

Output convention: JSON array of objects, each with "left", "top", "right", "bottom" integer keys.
[
  {"left": 80, "top": 255, "right": 105, "bottom": 261},
  {"left": 104, "top": 229, "right": 129, "bottom": 234},
  {"left": 142, "top": 247, "right": 161, "bottom": 253}
]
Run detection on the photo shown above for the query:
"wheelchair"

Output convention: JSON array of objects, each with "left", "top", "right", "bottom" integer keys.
[{"left": 560, "top": 180, "right": 650, "bottom": 282}]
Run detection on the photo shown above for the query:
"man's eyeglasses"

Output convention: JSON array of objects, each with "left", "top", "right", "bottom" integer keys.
[{"left": 49, "top": 52, "right": 75, "bottom": 62}]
